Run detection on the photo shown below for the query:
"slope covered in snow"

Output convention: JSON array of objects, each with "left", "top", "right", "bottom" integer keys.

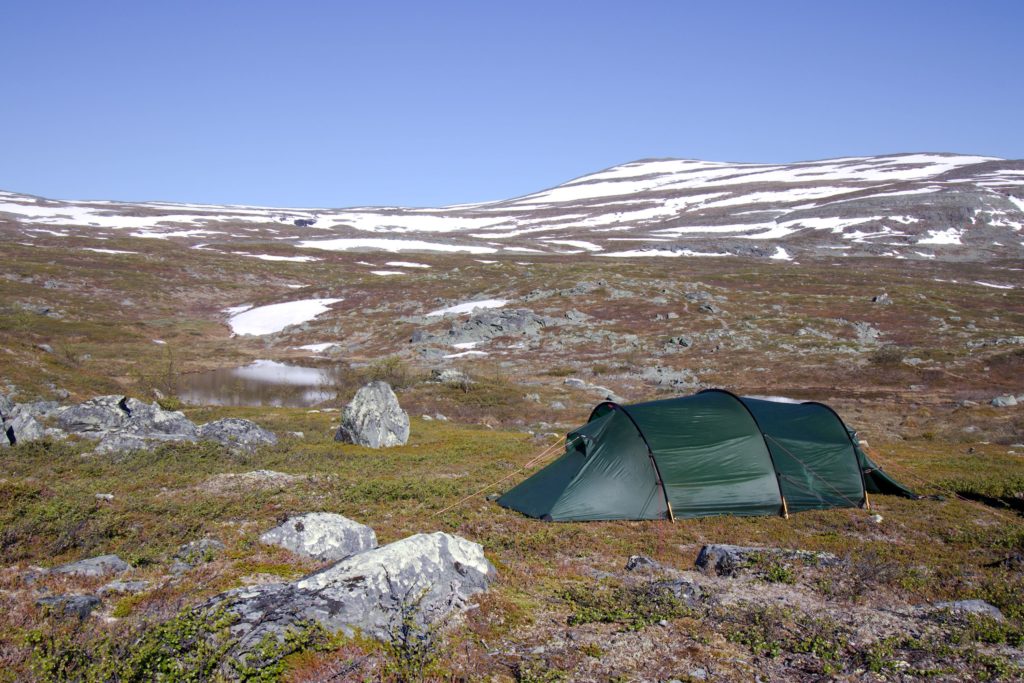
[{"left": 2, "top": 153, "right": 1022, "bottom": 261}]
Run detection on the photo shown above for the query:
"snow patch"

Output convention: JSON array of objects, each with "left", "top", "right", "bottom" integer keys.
[
  {"left": 227, "top": 298, "right": 343, "bottom": 336},
  {"left": 298, "top": 238, "right": 497, "bottom": 254},
  {"left": 444, "top": 350, "right": 489, "bottom": 359},
  {"left": 918, "top": 228, "right": 963, "bottom": 245},
  {"left": 426, "top": 299, "right": 508, "bottom": 317},
  {"left": 234, "top": 253, "right": 320, "bottom": 262},
  {"left": 385, "top": 261, "right": 431, "bottom": 268},
  {"left": 83, "top": 248, "right": 137, "bottom": 255},
  {"left": 296, "top": 342, "right": 341, "bottom": 352}
]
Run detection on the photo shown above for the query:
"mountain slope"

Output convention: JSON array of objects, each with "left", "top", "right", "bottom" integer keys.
[{"left": 2, "top": 153, "right": 1022, "bottom": 260}]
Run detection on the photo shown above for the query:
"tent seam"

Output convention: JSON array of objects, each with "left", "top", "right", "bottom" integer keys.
[
  {"left": 593, "top": 401, "right": 673, "bottom": 521},
  {"left": 799, "top": 401, "right": 869, "bottom": 507},
  {"left": 697, "top": 388, "right": 788, "bottom": 517}
]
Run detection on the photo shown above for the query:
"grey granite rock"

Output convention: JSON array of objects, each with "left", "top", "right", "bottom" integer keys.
[
  {"left": 335, "top": 381, "right": 409, "bottom": 448},
  {"left": 214, "top": 532, "right": 495, "bottom": 650},
  {"left": 36, "top": 595, "right": 101, "bottom": 619},
  {"left": 121, "top": 398, "right": 197, "bottom": 440},
  {"left": 695, "top": 544, "right": 839, "bottom": 577},
  {"left": 199, "top": 418, "right": 278, "bottom": 450},
  {"left": 56, "top": 395, "right": 132, "bottom": 433},
  {"left": 7, "top": 412, "right": 45, "bottom": 444},
  {"left": 259, "top": 513, "right": 377, "bottom": 562},
  {"left": 49, "top": 554, "right": 130, "bottom": 578},
  {"left": 624, "top": 555, "right": 662, "bottom": 572}
]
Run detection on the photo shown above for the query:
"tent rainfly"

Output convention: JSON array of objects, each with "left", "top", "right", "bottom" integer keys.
[{"left": 498, "top": 389, "right": 915, "bottom": 522}]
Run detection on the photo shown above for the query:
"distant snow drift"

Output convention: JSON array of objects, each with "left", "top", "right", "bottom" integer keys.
[
  {"left": 426, "top": 299, "right": 508, "bottom": 317},
  {"left": 2, "top": 152, "right": 1022, "bottom": 261},
  {"left": 227, "top": 298, "right": 343, "bottom": 336}
]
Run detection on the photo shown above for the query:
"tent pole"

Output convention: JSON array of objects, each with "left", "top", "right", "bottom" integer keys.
[
  {"left": 781, "top": 496, "right": 790, "bottom": 519},
  {"left": 666, "top": 499, "right": 675, "bottom": 523},
  {"left": 864, "top": 491, "right": 872, "bottom": 511}
]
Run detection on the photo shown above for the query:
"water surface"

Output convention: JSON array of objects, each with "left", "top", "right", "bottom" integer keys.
[{"left": 178, "top": 359, "right": 343, "bottom": 407}]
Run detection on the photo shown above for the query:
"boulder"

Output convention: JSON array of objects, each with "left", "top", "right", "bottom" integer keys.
[
  {"left": 94, "top": 434, "right": 152, "bottom": 454},
  {"left": 49, "top": 554, "right": 130, "bottom": 578},
  {"left": 214, "top": 532, "right": 495, "bottom": 648},
  {"left": 11, "top": 400, "right": 61, "bottom": 421},
  {"left": 335, "top": 381, "right": 409, "bottom": 448},
  {"left": 431, "top": 369, "right": 472, "bottom": 387},
  {"left": 991, "top": 395, "right": 1018, "bottom": 408},
  {"left": 625, "top": 555, "right": 663, "bottom": 572},
  {"left": 640, "top": 366, "right": 698, "bottom": 390},
  {"left": 199, "top": 418, "right": 278, "bottom": 450},
  {"left": 7, "top": 412, "right": 45, "bottom": 444},
  {"left": 259, "top": 513, "right": 377, "bottom": 562},
  {"left": 695, "top": 544, "right": 839, "bottom": 577},
  {"left": 56, "top": 395, "right": 132, "bottom": 433},
  {"left": 851, "top": 321, "right": 882, "bottom": 345},
  {"left": 121, "top": 398, "right": 197, "bottom": 440},
  {"left": 57, "top": 395, "right": 196, "bottom": 442},
  {"left": 36, "top": 595, "right": 101, "bottom": 620},
  {"left": 0, "top": 392, "right": 13, "bottom": 419}
]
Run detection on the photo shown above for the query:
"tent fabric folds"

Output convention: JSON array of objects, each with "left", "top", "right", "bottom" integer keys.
[{"left": 498, "top": 389, "right": 915, "bottom": 522}]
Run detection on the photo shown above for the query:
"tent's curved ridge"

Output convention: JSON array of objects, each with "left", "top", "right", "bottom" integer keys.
[
  {"left": 589, "top": 400, "right": 671, "bottom": 519},
  {"left": 793, "top": 400, "right": 869, "bottom": 506},
  {"left": 697, "top": 388, "right": 788, "bottom": 516}
]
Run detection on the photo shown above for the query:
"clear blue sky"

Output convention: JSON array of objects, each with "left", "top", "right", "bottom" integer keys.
[{"left": 2, "top": 0, "right": 1022, "bottom": 207}]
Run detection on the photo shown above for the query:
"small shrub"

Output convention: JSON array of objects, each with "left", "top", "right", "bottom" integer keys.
[
  {"left": 759, "top": 559, "right": 795, "bottom": 584},
  {"left": 561, "top": 581, "right": 691, "bottom": 631},
  {"left": 378, "top": 574, "right": 454, "bottom": 683},
  {"left": 513, "top": 659, "right": 568, "bottom": 683},
  {"left": 720, "top": 602, "right": 849, "bottom": 673},
  {"left": 869, "top": 345, "right": 905, "bottom": 367},
  {"left": 363, "top": 357, "right": 415, "bottom": 389}
]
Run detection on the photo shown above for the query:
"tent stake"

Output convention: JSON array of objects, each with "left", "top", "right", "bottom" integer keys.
[
  {"left": 666, "top": 500, "right": 675, "bottom": 523},
  {"left": 781, "top": 496, "right": 790, "bottom": 520},
  {"left": 864, "top": 491, "right": 872, "bottom": 511}
]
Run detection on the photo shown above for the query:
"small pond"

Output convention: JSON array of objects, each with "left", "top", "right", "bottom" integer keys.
[{"left": 177, "top": 360, "right": 344, "bottom": 407}]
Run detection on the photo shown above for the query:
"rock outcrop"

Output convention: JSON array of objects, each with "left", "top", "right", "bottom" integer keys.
[
  {"left": 412, "top": 308, "right": 584, "bottom": 347},
  {"left": 334, "top": 381, "right": 409, "bottom": 448},
  {"left": 48, "top": 554, "right": 130, "bottom": 578},
  {"left": 1, "top": 393, "right": 277, "bottom": 453},
  {"left": 214, "top": 531, "right": 494, "bottom": 648},
  {"left": 198, "top": 418, "right": 279, "bottom": 450},
  {"left": 36, "top": 595, "right": 101, "bottom": 620},
  {"left": 695, "top": 544, "right": 840, "bottom": 577},
  {"left": 259, "top": 513, "right": 377, "bottom": 562}
]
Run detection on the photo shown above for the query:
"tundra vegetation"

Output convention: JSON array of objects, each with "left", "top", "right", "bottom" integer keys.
[{"left": 0, "top": 234, "right": 1022, "bottom": 681}]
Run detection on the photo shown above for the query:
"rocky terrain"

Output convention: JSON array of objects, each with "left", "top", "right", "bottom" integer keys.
[{"left": 0, "top": 154, "right": 1022, "bottom": 681}]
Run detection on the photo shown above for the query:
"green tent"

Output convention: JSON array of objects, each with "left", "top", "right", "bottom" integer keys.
[{"left": 498, "top": 389, "right": 915, "bottom": 521}]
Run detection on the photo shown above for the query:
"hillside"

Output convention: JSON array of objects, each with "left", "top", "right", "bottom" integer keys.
[{"left": 2, "top": 153, "right": 1023, "bottom": 261}]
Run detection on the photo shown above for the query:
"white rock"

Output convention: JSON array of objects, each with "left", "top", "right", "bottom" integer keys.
[{"left": 259, "top": 513, "right": 377, "bottom": 562}]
